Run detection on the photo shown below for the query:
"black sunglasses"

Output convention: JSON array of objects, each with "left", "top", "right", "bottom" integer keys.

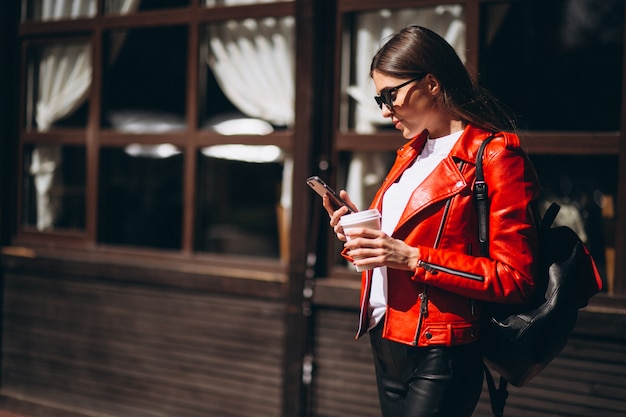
[{"left": 374, "top": 74, "right": 427, "bottom": 110}]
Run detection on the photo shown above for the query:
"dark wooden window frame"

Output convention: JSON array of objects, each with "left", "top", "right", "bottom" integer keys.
[{"left": 12, "top": 1, "right": 317, "bottom": 280}]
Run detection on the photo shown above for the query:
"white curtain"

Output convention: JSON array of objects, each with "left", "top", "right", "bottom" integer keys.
[
  {"left": 204, "top": 0, "right": 287, "bottom": 6},
  {"left": 29, "top": 0, "right": 140, "bottom": 230},
  {"left": 35, "top": 0, "right": 141, "bottom": 131},
  {"left": 106, "top": 0, "right": 142, "bottom": 14},
  {"left": 207, "top": 16, "right": 295, "bottom": 126},
  {"left": 31, "top": 0, "right": 96, "bottom": 21},
  {"left": 206, "top": 16, "right": 295, "bottom": 260},
  {"left": 345, "top": 6, "right": 466, "bottom": 210},
  {"left": 36, "top": 43, "right": 92, "bottom": 131},
  {"left": 29, "top": 146, "right": 63, "bottom": 230}
]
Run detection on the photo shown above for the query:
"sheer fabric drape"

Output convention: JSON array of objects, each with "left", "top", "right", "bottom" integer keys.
[
  {"left": 35, "top": 43, "right": 92, "bottom": 131},
  {"left": 29, "top": 0, "right": 139, "bottom": 230},
  {"left": 204, "top": 0, "right": 288, "bottom": 6},
  {"left": 29, "top": 0, "right": 96, "bottom": 21},
  {"left": 345, "top": 6, "right": 466, "bottom": 210},
  {"left": 206, "top": 16, "right": 295, "bottom": 257},
  {"left": 206, "top": 16, "right": 295, "bottom": 127}
]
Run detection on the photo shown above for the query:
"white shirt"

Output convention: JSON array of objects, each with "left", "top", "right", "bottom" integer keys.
[{"left": 368, "top": 130, "right": 463, "bottom": 329}]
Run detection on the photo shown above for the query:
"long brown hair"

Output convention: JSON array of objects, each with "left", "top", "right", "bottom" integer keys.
[{"left": 370, "top": 25, "right": 516, "bottom": 132}]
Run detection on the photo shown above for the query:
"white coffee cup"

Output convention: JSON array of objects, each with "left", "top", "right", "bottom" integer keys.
[{"left": 340, "top": 208, "right": 382, "bottom": 272}]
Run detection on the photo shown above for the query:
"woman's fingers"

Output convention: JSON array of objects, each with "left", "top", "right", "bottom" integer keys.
[
  {"left": 344, "top": 232, "right": 418, "bottom": 271},
  {"left": 338, "top": 190, "right": 359, "bottom": 213}
]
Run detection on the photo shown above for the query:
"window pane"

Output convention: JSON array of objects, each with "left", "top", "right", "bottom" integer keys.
[
  {"left": 195, "top": 146, "right": 285, "bottom": 259},
  {"left": 201, "top": 16, "right": 295, "bottom": 131},
  {"left": 104, "top": 0, "right": 141, "bottom": 14},
  {"left": 330, "top": 150, "right": 395, "bottom": 269},
  {"left": 204, "top": 0, "right": 291, "bottom": 6},
  {"left": 102, "top": 26, "right": 187, "bottom": 131},
  {"left": 480, "top": 0, "right": 624, "bottom": 131},
  {"left": 340, "top": 6, "right": 465, "bottom": 133},
  {"left": 530, "top": 155, "right": 617, "bottom": 292},
  {"left": 106, "top": 0, "right": 189, "bottom": 14},
  {"left": 23, "top": 0, "right": 96, "bottom": 21},
  {"left": 22, "top": 145, "right": 86, "bottom": 231},
  {"left": 98, "top": 146, "right": 183, "bottom": 249},
  {"left": 26, "top": 41, "right": 91, "bottom": 131}
]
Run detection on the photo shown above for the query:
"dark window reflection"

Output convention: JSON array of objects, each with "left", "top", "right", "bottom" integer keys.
[
  {"left": 480, "top": 0, "right": 624, "bottom": 131},
  {"left": 102, "top": 26, "right": 187, "bottom": 130},
  {"left": 105, "top": 0, "right": 190, "bottom": 14},
  {"left": 531, "top": 154, "right": 617, "bottom": 289},
  {"left": 137, "top": 0, "right": 190, "bottom": 11},
  {"left": 98, "top": 146, "right": 183, "bottom": 249},
  {"left": 22, "top": 145, "right": 86, "bottom": 231},
  {"left": 195, "top": 147, "right": 284, "bottom": 258}
]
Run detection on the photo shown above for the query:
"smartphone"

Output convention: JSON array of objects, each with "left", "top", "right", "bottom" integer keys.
[{"left": 306, "top": 176, "right": 355, "bottom": 213}]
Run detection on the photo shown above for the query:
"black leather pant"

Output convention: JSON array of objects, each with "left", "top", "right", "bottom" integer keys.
[{"left": 369, "top": 322, "right": 483, "bottom": 417}]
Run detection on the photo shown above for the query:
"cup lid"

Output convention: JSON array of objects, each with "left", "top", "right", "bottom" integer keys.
[{"left": 340, "top": 208, "right": 381, "bottom": 225}]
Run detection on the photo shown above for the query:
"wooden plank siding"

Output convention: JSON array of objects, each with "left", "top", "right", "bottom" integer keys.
[
  {"left": 309, "top": 308, "right": 380, "bottom": 417},
  {"left": 1, "top": 273, "right": 286, "bottom": 417},
  {"left": 2, "top": 267, "right": 625, "bottom": 417},
  {"left": 311, "top": 307, "right": 626, "bottom": 417}
]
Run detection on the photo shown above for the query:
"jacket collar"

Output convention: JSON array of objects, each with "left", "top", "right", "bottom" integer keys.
[
  {"left": 449, "top": 125, "right": 498, "bottom": 165},
  {"left": 397, "top": 125, "right": 497, "bottom": 166},
  {"left": 375, "top": 125, "right": 499, "bottom": 233}
]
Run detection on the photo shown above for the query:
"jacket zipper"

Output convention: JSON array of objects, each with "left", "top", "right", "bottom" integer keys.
[
  {"left": 412, "top": 161, "right": 468, "bottom": 345},
  {"left": 412, "top": 288, "right": 429, "bottom": 345},
  {"left": 413, "top": 193, "right": 454, "bottom": 345},
  {"left": 416, "top": 260, "right": 485, "bottom": 282}
]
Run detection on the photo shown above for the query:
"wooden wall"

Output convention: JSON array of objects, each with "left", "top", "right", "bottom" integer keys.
[
  {"left": 311, "top": 308, "right": 626, "bottom": 417},
  {"left": 1, "top": 272, "right": 286, "bottom": 417},
  {"left": 1, "top": 261, "right": 625, "bottom": 417}
]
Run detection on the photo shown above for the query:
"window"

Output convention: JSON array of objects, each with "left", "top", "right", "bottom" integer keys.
[
  {"left": 24, "top": 40, "right": 91, "bottom": 131},
  {"left": 194, "top": 148, "right": 285, "bottom": 257},
  {"left": 531, "top": 155, "right": 618, "bottom": 292},
  {"left": 331, "top": 0, "right": 625, "bottom": 295},
  {"left": 479, "top": 0, "right": 623, "bottom": 131},
  {"left": 21, "top": 39, "right": 90, "bottom": 233},
  {"left": 23, "top": 0, "right": 96, "bottom": 21},
  {"left": 478, "top": 0, "right": 623, "bottom": 293},
  {"left": 102, "top": 26, "right": 188, "bottom": 129},
  {"left": 22, "top": 144, "right": 86, "bottom": 232},
  {"left": 339, "top": 6, "right": 466, "bottom": 135},
  {"left": 16, "top": 0, "right": 296, "bottom": 263},
  {"left": 98, "top": 145, "right": 184, "bottom": 249}
]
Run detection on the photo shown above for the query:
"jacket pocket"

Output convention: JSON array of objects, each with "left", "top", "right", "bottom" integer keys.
[{"left": 417, "top": 260, "right": 484, "bottom": 282}]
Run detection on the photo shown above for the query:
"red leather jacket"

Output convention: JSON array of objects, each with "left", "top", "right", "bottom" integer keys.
[{"left": 354, "top": 125, "right": 541, "bottom": 347}]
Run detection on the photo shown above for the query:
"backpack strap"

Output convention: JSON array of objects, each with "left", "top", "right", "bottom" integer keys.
[
  {"left": 474, "top": 134, "right": 510, "bottom": 417},
  {"left": 484, "top": 363, "right": 508, "bottom": 417},
  {"left": 474, "top": 134, "right": 497, "bottom": 257},
  {"left": 542, "top": 201, "right": 561, "bottom": 230}
]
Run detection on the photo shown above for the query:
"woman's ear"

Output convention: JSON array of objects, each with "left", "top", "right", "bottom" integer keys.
[{"left": 425, "top": 74, "right": 440, "bottom": 96}]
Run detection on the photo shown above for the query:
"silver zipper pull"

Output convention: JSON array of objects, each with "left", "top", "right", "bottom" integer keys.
[
  {"left": 417, "top": 260, "right": 438, "bottom": 274},
  {"left": 420, "top": 292, "right": 429, "bottom": 317}
]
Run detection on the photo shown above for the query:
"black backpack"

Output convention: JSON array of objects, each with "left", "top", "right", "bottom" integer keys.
[{"left": 473, "top": 135, "right": 602, "bottom": 417}]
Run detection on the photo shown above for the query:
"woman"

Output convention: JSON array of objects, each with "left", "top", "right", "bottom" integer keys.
[{"left": 323, "top": 26, "right": 540, "bottom": 417}]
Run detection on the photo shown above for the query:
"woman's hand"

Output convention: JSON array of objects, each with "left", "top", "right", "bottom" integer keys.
[
  {"left": 343, "top": 228, "right": 420, "bottom": 272},
  {"left": 323, "top": 190, "right": 358, "bottom": 242}
]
